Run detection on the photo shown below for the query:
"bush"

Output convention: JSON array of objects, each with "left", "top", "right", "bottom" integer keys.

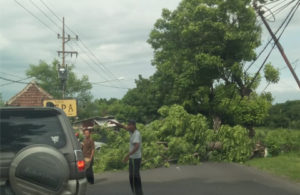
[
  {"left": 93, "top": 105, "right": 256, "bottom": 172},
  {"left": 264, "top": 129, "right": 300, "bottom": 156},
  {"left": 91, "top": 133, "right": 102, "bottom": 142},
  {"left": 208, "top": 125, "right": 253, "bottom": 162}
]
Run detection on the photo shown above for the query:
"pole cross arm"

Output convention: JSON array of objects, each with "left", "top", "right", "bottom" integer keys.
[{"left": 57, "top": 51, "right": 78, "bottom": 57}]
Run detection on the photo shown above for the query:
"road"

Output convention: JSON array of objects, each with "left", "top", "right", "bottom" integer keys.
[{"left": 87, "top": 163, "right": 300, "bottom": 195}]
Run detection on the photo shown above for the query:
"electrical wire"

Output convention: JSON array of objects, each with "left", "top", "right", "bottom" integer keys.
[
  {"left": 14, "top": 0, "right": 57, "bottom": 34},
  {"left": 224, "top": 1, "right": 300, "bottom": 111},
  {"left": 72, "top": 42, "right": 112, "bottom": 81},
  {"left": 20, "top": 0, "right": 125, "bottom": 89},
  {"left": 92, "top": 83, "right": 130, "bottom": 90},
  {"left": 265, "top": 0, "right": 296, "bottom": 19},
  {"left": 0, "top": 76, "right": 31, "bottom": 86},
  {"left": 248, "top": 0, "right": 300, "bottom": 89},
  {"left": 39, "top": 0, "right": 121, "bottom": 83},
  {"left": 245, "top": 0, "right": 298, "bottom": 72},
  {"left": 67, "top": 42, "right": 111, "bottom": 80},
  {"left": 0, "top": 72, "right": 25, "bottom": 80},
  {"left": 0, "top": 77, "right": 32, "bottom": 87},
  {"left": 264, "top": 0, "right": 283, "bottom": 6},
  {"left": 29, "top": 0, "right": 61, "bottom": 31},
  {"left": 39, "top": 0, "right": 61, "bottom": 21}
]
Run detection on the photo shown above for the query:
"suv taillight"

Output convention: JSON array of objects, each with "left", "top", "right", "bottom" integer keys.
[{"left": 77, "top": 160, "right": 85, "bottom": 172}]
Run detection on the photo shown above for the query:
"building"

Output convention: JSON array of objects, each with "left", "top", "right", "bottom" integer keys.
[{"left": 7, "top": 81, "right": 53, "bottom": 107}]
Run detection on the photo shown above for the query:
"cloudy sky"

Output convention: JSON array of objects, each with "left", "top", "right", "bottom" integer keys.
[{"left": 0, "top": 0, "right": 299, "bottom": 104}]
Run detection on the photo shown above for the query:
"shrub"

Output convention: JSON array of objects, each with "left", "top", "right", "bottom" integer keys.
[
  {"left": 264, "top": 129, "right": 300, "bottom": 155},
  {"left": 208, "top": 125, "right": 253, "bottom": 162},
  {"left": 93, "top": 105, "right": 256, "bottom": 172}
]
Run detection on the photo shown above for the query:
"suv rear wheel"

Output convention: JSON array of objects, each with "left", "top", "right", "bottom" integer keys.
[{"left": 9, "top": 145, "right": 69, "bottom": 195}]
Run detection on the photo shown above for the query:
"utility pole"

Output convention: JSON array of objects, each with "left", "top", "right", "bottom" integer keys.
[
  {"left": 253, "top": 2, "right": 300, "bottom": 89},
  {"left": 57, "top": 17, "right": 79, "bottom": 98}
]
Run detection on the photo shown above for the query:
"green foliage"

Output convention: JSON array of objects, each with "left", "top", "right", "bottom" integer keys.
[
  {"left": 263, "top": 129, "right": 300, "bottom": 156},
  {"left": 94, "top": 129, "right": 129, "bottom": 172},
  {"left": 246, "top": 152, "right": 300, "bottom": 182},
  {"left": 221, "top": 93, "right": 272, "bottom": 127},
  {"left": 122, "top": 75, "right": 162, "bottom": 123},
  {"left": 146, "top": 0, "right": 263, "bottom": 121},
  {"left": 113, "top": 0, "right": 271, "bottom": 129},
  {"left": 94, "top": 98, "right": 139, "bottom": 123},
  {"left": 91, "top": 133, "right": 102, "bottom": 142},
  {"left": 94, "top": 105, "right": 254, "bottom": 172},
  {"left": 264, "top": 63, "right": 280, "bottom": 84},
  {"left": 0, "top": 93, "right": 5, "bottom": 107},
  {"left": 264, "top": 100, "right": 300, "bottom": 129},
  {"left": 208, "top": 125, "right": 253, "bottom": 162},
  {"left": 26, "top": 60, "right": 93, "bottom": 119},
  {"left": 86, "top": 0, "right": 271, "bottom": 131}
]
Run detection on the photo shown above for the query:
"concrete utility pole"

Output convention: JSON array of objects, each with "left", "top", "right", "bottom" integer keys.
[
  {"left": 57, "top": 17, "right": 79, "bottom": 98},
  {"left": 253, "top": 2, "right": 300, "bottom": 89}
]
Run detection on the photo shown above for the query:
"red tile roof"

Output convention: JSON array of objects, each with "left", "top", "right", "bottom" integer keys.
[{"left": 7, "top": 81, "right": 53, "bottom": 106}]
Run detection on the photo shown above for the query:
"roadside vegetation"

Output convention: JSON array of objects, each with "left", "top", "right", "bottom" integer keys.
[
  {"left": 93, "top": 105, "right": 254, "bottom": 173},
  {"left": 1, "top": 0, "right": 298, "bottom": 182},
  {"left": 245, "top": 128, "right": 300, "bottom": 182},
  {"left": 246, "top": 151, "right": 300, "bottom": 182}
]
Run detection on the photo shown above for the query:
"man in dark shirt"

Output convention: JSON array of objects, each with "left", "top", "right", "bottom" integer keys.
[{"left": 82, "top": 129, "right": 95, "bottom": 184}]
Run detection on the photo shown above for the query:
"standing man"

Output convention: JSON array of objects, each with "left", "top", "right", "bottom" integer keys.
[
  {"left": 82, "top": 128, "right": 95, "bottom": 184},
  {"left": 110, "top": 120, "right": 143, "bottom": 195}
]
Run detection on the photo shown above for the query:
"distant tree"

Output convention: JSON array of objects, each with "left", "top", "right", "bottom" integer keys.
[
  {"left": 265, "top": 100, "right": 300, "bottom": 129},
  {"left": 122, "top": 75, "right": 163, "bottom": 123},
  {"left": 26, "top": 60, "right": 93, "bottom": 119},
  {"left": 0, "top": 93, "right": 5, "bottom": 107},
  {"left": 95, "top": 98, "right": 139, "bottom": 122}
]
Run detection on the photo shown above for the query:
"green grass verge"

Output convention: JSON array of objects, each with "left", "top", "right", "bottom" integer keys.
[{"left": 245, "top": 152, "right": 300, "bottom": 183}]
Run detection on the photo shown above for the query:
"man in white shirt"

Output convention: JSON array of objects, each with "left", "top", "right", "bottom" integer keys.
[{"left": 110, "top": 120, "right": 143, "bottom": 195}]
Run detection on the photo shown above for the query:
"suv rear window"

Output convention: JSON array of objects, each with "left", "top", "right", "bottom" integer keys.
[{"left": 0, "top": 109, "right": 66, "bottom": 152}]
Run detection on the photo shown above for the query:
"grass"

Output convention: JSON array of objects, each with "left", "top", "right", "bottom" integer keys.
[{"left": 245, "top": 152, "right": 300, "bottom": 183}]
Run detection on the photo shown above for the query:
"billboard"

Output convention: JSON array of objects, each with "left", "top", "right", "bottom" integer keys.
[{"left": 43, "top": 99, "right": 77, "bottom": 117}]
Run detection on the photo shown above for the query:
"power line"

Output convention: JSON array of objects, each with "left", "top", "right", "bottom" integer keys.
[
  {"left": 265, "top": 0, "right": 296, "bottom": 19},
  {"left": 268, "top": 0, "right": 290, "bottom": 11},
  {"left": 67, "top": 42, "right": 111, "bottom": 80},
  {"left": 78, "top": 39, "right": 119, "bottom": 79},
  {"left": 264, "top": 0, "right": 284, "bottom": 6},
  {"left": 16, "top": 0, "right": 132, "bottom": 90},
  {"left": 72, "top": 42, "right": 112, "bottom": 80},
  {"left": 39, "top": 0, "right": 61, "bottom": 21},
  {"left": 249, "top": 0, "right": 300, "bottom": 89},
  {"left": 0, "top": 76, "right": 30, "bottom": 85},
  {"left": 0, "top": 77, "right": 32, "bottom": 87},
  {"left": 39, "top": 0, "right": 120, "bottom": 82},
  {"left": 92, "top": 83, "right": 130, "bottom": 90},
  {"left": 14, "top": 0, "right": 57, "bottom": 34},
  {"left": 245, "top": 0, "right": 298, "bottom": 72},
  {"left": 28, "top": 0, "right": 61, "bottom": 31},
  {"left": 0, "top": 71, "right": 25, "bottom": 80}
]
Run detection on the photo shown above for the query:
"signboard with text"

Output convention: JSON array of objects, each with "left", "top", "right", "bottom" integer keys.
[{"left": 43, "top": 99, "right": 77, "bottom": 117}]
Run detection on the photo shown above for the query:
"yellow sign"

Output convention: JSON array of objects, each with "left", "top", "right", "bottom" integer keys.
[{"left": 43, "top": 99, "right": 77, "bottom": 117}]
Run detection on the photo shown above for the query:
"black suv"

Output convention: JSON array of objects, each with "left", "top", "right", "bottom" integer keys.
[{"left": 0, "top": 107, "right": 87, "bottom": 195}]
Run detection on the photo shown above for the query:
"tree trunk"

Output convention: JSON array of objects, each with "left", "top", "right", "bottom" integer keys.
[
  {"left": 213, "top": 116, "right": 222, "bottom": 131},
  {"left": 247, "top": 126, "right": 255, "bottom": 138}
]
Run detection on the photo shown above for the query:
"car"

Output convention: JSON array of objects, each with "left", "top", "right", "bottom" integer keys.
[
  {"left": 94, "top": 141, "right": 107, "bottom": 151},
  {"left": 0, "top": 107, "right": 87, "bottom": 195}
]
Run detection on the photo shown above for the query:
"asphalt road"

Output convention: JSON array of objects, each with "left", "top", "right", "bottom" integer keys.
[{"left": 87, "top": 163, "right": 300, "bottom": 195}]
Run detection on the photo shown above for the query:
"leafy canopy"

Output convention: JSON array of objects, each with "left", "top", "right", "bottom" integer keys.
[{"left": 26, "top": 60, "right": 93, "bottom": 119}]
